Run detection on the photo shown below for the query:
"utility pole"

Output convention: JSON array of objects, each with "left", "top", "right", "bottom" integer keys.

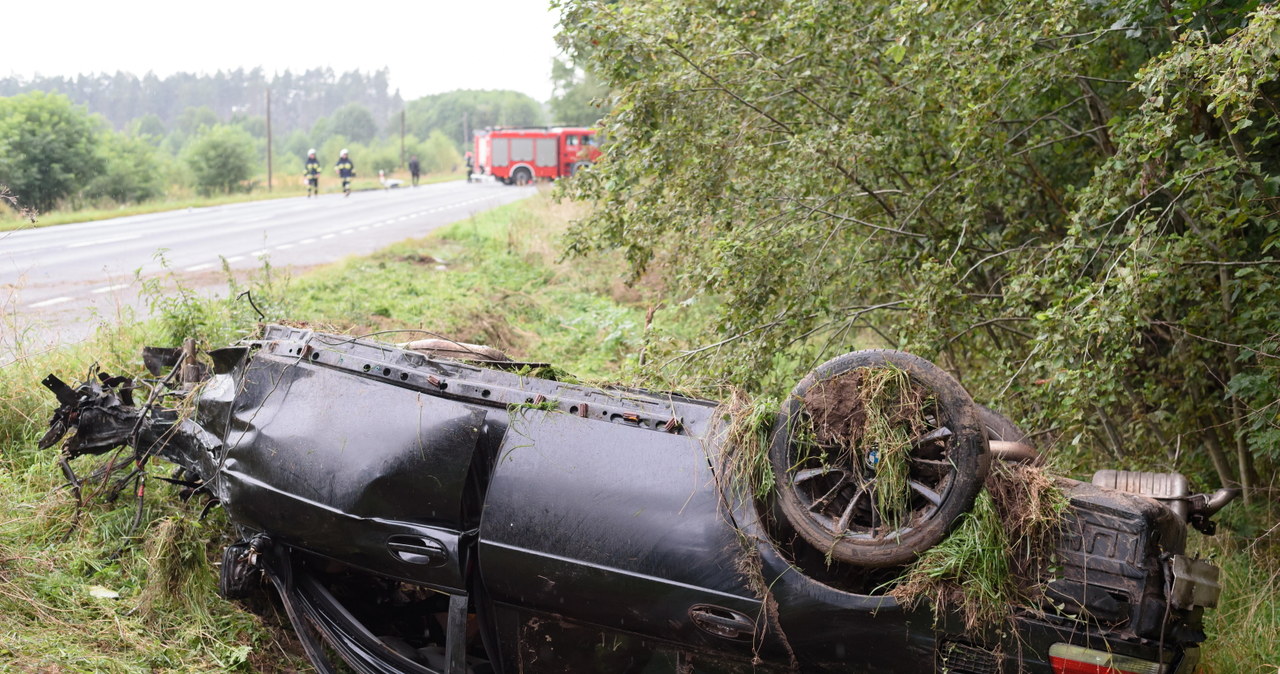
[
  {"left": 266, "top": 89, "right": 273, "bottom": 192},
  {"left": 400, "top": 109, "right": 406, "bottom": 169}
]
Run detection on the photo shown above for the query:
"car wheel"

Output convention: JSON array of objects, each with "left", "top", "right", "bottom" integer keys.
[
  {"left": 769, "top": 350, "right": 991, "bottom": 568},
  {"left": 512, "top": 167, "right": 532, "bottom": 185}
]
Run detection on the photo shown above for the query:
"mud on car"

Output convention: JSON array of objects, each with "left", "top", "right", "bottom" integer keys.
[{"left": 39, "top": 325, "right": 1235, "bottom": 673}]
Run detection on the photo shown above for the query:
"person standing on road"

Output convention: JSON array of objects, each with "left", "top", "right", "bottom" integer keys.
[
  {"left": 464, "top": 151, "right": 474, "bottom": 183},
  {"left": 408, "top": 155, "right": 421, "bottom": 187},
  {"left": 335, "top": 149, "right": 355, "bottom": 197},
  {"left": 304, "top": 149, "right": 321, "bottom": 197}
]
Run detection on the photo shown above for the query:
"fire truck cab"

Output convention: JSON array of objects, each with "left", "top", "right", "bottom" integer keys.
[{"left": 474, "top": 127, "right": 600, "bottom": 185}]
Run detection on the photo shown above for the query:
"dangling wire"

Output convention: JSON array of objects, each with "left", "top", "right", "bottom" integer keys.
[{"left": 237, "top": 290, "right": 266, "bottom": 321}]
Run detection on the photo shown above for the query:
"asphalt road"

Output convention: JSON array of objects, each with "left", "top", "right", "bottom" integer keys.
[{"left": 2, "top": 180, "right": 535, "bottom": 361}]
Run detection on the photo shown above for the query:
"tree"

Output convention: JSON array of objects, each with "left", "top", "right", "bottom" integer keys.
[
  {"left": 557, "top": 0, "right": 1280, "bottom": 497},
  {"left": 128, "top": 113, "right": 166, "bottom": 140},
  {"left": 0, "top": 92, "right": 104, "bottom": 212},
  {"left": 419, "top": 130, "right": 461, "bottom": 173},
  {"left": 175, "top": 106, "right": 219, "bottom": 136},
  {"left": 182, "top": 124, "right": 257, "bottom": 195},
  {"left": 406, "top": 90, "right": 546, "bottom": 151},
  {"left": 86, "top": 131, "right": 163, "bottom": 203},
  {"left": 330, "top": 103, "right": 377, "bottom": 145},
  {"left": 549, "top": 58, "right": 610, "bottom": 126}
]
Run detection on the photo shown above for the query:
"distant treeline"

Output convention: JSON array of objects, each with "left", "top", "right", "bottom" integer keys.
[
  {"left": 0, "top": 68, "right": 403, "bottom": 139},
  {"left": 0, "top": 65, "right": 610, "bottom": 213},
  {"left": 0, "top": 69, "right": 555, "bottom": 150}
]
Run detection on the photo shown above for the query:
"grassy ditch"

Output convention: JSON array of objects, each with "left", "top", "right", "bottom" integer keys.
[
  {"left": 0, "top": 332, "right": 309, "bottom": 671},
  {"left": 281, "top": 192, "right": 655, "bottom": 380}
]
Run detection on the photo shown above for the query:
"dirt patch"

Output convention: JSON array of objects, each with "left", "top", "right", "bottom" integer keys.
[
  {"left": 801, "top": 367, "right": 929, "bottom": 449},
  {"left": 452, "top": 308, "right": 534, "bottom": 360},
  {"left": 800, "top": 367, "right": 931, "bottom": 525},
  {"left": 399, "top": 253, "right": 444, "bottom": 266}
]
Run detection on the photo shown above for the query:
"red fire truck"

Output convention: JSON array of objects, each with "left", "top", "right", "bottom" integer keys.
[{"left": 473, "top": 127, "right": 600, "bottom": 185}]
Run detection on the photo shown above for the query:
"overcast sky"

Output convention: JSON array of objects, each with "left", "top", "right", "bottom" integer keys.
[{"left": 5, "top": 1, "right": 563, "bottom": 102}]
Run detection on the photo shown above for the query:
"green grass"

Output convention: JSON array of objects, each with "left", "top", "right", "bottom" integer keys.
[
  {"left": 1196, "top": 530, "right": 1280, "bottom": 673},
  {"left": 0, "top": 170, "right": 466, "bottom": 232},
  {"left": 282, "top": 192, "right": 652, "bottom": 380},
  {"left": 0, "top": 329, "right": 309, "bottom": 671}
]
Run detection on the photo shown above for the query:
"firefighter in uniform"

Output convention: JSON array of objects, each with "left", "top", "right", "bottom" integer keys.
[
  {"left": 304, "top": 149, "right": 321, "bottom": 197},
  {"left": 335, "top": 149, "right": 355, "bottom": 197}
]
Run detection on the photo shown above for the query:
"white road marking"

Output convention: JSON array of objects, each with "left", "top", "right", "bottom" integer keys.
[
  {"left": 276, "top": 244, "right": 295, "bottom": 250},
  {"left": 356, "top": 226, "right": 369, "bottom": 232},
  {"left": 250, "top": 249, "right": 269, "bottom": 256},
  {"left": 91, "top": 284, "right": 129, "bottom": 294},
  {"left": 341, "top": 229, "right": 355, "bottom": 234},
  {"left": 225, "top": 256, "right": 245, "bottom": 263},
  {"left": 30, "top": 296, "right": 73, "bottom": 308},
  {"left": 300, "top": 238, "right": 317, "bottom": 244},
  {"left": 66, "top": 233, "right": 141, "bottom": 249},
  {"left": 185, "top": 263, "right": 215, "bottom": 272},
  {"left": 321, "top": 234, "right": 337, "bottom": 240}
]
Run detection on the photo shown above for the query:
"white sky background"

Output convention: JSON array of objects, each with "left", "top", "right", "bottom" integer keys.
[{"left": 4, "top": 1, "right": 563, "bottom": 102}]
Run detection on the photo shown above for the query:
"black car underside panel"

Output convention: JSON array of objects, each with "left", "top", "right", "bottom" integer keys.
[
  {"left": 479, "top": 410, "right": 776, "bottom": 658},
  {"left": 214, "top": 352, "right": 490, "bottom": 591}
]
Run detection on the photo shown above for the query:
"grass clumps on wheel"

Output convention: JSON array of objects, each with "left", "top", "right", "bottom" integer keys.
[
  {"left": 889, "top": 461, "right": 1068, "bottom": 631},
  {"left": 770, "top": 350, "right": 991, "bottom": 569},
  {"left": 799, "top": 364, "right": 928, "bottom": 539},
  {"left": 718, "top": 390, "right": 782, "bottom": 503}
]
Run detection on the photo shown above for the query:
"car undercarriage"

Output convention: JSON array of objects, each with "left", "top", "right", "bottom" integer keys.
[{"left": 39, "top": 325, "right": 1235, "bottom": 673}]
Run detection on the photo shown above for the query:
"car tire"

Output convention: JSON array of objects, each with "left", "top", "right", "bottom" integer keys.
[
  {"left": 769, "top": 350, "right": 991, "bottom": 568},
  {"left": 512, "top": 167, "right": 532, "bottom": 186}
]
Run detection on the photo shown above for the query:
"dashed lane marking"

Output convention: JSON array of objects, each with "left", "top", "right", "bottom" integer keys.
[
  {"left": 66, "top": 234, "right": 142, "bottom": 249},
  {"left": 91, "top": 284, "right": 129, "bottom": 294},
  {"left": 185, "top": 263, "right": 215, "bottom": 272},
  {"left": 30, "top": 296, "right": 73, "bottom": 308}
]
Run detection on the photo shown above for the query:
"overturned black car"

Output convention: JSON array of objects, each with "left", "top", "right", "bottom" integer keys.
[{"left": 40, "top": 325, "right": 1234, "bottom": 673}]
